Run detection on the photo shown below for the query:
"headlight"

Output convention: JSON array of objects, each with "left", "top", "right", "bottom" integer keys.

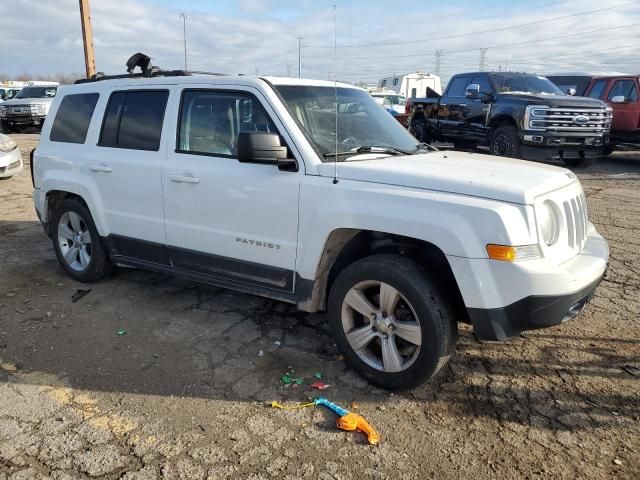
[
  {"left": 538, "top": 200, "right": 560, "bottom": 246},
  {"left": 0, "top": 135, "right": 16, "bottom": 153},
  {"left": 525, "top": 105, "right": 550, "bottom": 131}
]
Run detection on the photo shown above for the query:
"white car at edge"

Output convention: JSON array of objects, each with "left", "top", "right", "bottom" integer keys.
[
  {"left": 30, "top": 63, "right": 609, "bottom": 389},
  {"left": 0, "top": 133, "right": 22, "bottom": 179}
]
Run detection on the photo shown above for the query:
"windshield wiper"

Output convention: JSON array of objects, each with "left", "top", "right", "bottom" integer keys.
[
  {"left": 413, "top": 142, "right": 440, "bottom": 152},
  {"left": 323, "top": 145, "right": 410, "bottom": 159}
]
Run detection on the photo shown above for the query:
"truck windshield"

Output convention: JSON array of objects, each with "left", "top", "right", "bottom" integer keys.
[
  {"left": 493, "top": 75, "right": 563, "bottom": 95},
  {"left": 15, "top": 86, "right": 57, "bottom": 99},
  {"left": 275, "top": 85, "right": 419, "bottom": 161}
]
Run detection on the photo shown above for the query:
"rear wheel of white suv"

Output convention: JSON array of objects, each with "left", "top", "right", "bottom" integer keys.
[
  {"left": 327, "top": 254, "right": 457, "bottom": 390},
  {"left": 51, "top": 198, "right": 113, "bottom": 282}
]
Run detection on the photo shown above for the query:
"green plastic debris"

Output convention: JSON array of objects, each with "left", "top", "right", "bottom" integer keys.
[
  {"left": 280, "top": 373, "right": 303, "bottom": 386},
  {"left": 117, "top": 328, "right": 126, "bottom": 336},
  {"left": 314, "top": 372, "right": 323, "bottom": 379}
]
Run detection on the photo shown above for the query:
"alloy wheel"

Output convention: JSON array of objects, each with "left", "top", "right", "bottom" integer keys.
[
  {"left": 57, "top": 211, "right": 92, "bottom": 272},
  {"left": 341, "top": 280, "right": 422, "bottom": 373}
]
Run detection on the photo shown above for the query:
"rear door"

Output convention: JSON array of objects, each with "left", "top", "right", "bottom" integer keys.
[
  {"left": 86, "top": 87, "right": 171, "bottom": 264},
  {"left": 604, "top": 78, "right": 639, "bottom": 134},
  {"left": 161, "top": 85, "right": 302, "bottom": 293},
  {"left": 437, "top": 75, "right": 471, "bottom": 139}
]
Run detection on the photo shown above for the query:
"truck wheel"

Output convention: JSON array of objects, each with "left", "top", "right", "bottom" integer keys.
[
  {"left": 490, "top": 125, "right": 520, "bottom": 158},
  {"left": 409, "top": 119, "right": 430, "bottom": 143},
  {"left": 562, "top": 156, "right": 595, "bottom": 168},
  {"left": 327, "top": 254, "right": 457, "bottom": 390},
  {"left": 51, "top": 198, "right": 113, "bottom": 282},
  {"left": 0, "top": 120, "right": 12, "bottom": 133}
]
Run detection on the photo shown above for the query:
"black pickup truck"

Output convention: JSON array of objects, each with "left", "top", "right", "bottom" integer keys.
[{"left": 407, "top": 72, "right": 613, "bottom": 167}]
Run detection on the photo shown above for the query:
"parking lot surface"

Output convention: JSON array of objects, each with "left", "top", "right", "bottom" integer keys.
[{"left": 1, "top": 134, "right": 639, "bottom": 479}]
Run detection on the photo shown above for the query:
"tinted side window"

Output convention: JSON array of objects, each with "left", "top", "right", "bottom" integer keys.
[
  {"left": 177, "top": 90, "right": 278, "bottom": 158},
  {"left": 446, "top": 77, "right": 470, "bottom": 97},
  {"left": 608, "top": 80, "right": 638, "bottom": 102},
  {"left": 470, "top": 76, "right": 492, "bottom": 94},
  {"left": 99, "top": 90, "right": 168, "bottom": 151},
  {"left": 49, "top": 93, "right": 99, "bottom": 144},
  {"left": 587, "top": 80, "right": 607, "bottom": 99}
]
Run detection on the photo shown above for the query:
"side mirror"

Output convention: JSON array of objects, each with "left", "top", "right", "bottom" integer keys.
[
  {"left": 566, "top": 88, "right": 577, "bottom": 96},
  {"left": 237, "top": 132, "right": 297, "bottom": 171},
  {"left": 465, "top": 84, "right": 481, "bottom": 99},
  {"left": 610, "top": 95, "right": 626, "bottom": 103}
]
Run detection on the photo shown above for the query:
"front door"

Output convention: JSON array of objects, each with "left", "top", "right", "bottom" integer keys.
[
  {"left": 605, "top": 78, "right": 640, "bottom": 135},
  {"left": 162, "top": 86, "right": 302, "bottom": 292}
]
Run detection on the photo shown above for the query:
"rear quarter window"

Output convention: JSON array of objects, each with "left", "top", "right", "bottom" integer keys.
[
  {"left": 49, "top": 93, "right": 99, "bottom": 144},
  {"left": 99, "top": 90, "right": 169, "bottom": 151}
]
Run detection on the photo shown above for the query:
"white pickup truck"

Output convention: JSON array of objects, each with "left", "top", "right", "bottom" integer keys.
[{"left": 31, "top": 60, "right": 609, "bottom": 389}]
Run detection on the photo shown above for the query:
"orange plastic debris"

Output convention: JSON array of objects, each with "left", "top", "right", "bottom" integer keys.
[{"left": 336, "top": 412, "right": 381, "bottom": 445}]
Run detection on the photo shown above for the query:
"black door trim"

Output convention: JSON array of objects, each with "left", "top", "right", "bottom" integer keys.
[{"left": 102, "top": 234, "right": 294, "bottom": 292}]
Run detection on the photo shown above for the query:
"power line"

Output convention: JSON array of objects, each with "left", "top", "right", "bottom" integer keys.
[
  {"left": 303, "top": 22, "right": 640, "bottom": 61},
  {"left": 303, "top": 2, "right": 637, "bottom": 49}
]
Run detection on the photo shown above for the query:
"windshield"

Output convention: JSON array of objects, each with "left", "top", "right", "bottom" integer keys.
[
  {"left": 493, "top": 75, "right": 563, "bottom": 95},
  {"left": 275, "top": 86, "right": 419, "bottom": 161},
  {"left": 15, "top": 86, "right": 57, "bottom": 99},
  {"left": 372, "top": 94, "right": 406, "bottom": 106}
]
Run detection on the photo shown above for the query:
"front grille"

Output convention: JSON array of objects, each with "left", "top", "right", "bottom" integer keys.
[
  {"left": 563, "top": 192, "right": 588, "bottom": 250},
  {"left": 6, "top": 104, "right": 39, "bottom": 116},
  {"left": 530, "top": 107, "right": 613, "bottom": 134}
]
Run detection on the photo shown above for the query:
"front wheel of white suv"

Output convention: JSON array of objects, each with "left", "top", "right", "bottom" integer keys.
[
  {"left": 327, "top": 254, "right": 458, "bottom": 390},
  {"left": 51, "top": 198, "right": 113, "bottom": 282}
]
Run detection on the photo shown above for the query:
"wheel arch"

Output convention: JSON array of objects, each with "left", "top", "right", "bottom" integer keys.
[
  {"left": 489, "top": 114, "right": 518, "bottom": 131},
  {"left": 43, "top": 190, "right": 103, "bottom": 238},
  {"left": 297, "top": 228, "right": 468, "bottom": 324}
]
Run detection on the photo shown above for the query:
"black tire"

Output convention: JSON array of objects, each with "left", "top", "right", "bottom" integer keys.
[
  {"left": 409, "top": 118, "right": 431, "bottom": 144},
  {"left": 562, "top": 155, "right": 596, "bottom": 168},
  {"left": 327, "top": 254, "right": 458, "bottom": 390},
  {"left": 51, "top": 198, "right": 113, "bottom": 282},
  {"left": 490, "top": 125, "right": 521, "bottom": 158},
  {"left": 0, "top": 120, "right": 13, "bottom": 134},
  {"left": 602, "top": 144, "right": 616, "bottom": 156}
]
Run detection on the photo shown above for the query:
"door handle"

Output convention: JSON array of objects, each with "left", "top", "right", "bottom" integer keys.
[
  {"left": 440, "top": 103, "right": 448, "bottom": 106},
  {"left": 88, "top": 164, "right": 112, "bottom": 173},
  {"left": 459, "top": 103, "right": 467, "bottom": 107},
  {"left": 170, "top": 174, "right": 200, "bottom": 184}
]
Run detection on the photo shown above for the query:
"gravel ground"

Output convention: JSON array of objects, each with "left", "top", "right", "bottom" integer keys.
[{"left": 0, "top": 134, "right": 639, "bottom": 479}]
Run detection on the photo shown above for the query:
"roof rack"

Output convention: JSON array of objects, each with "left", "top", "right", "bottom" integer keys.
[{"left": 75, "top": 53, "right": 227, "bottom": 84}]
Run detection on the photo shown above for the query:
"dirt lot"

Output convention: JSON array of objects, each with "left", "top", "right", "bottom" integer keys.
[{"left": 0, "top": 134, "right": 639, "bottom": 480}]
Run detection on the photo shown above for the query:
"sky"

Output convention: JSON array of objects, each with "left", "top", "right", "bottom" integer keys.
[{"left": 0, "top": 0, "right": 639, "bottom": 85}]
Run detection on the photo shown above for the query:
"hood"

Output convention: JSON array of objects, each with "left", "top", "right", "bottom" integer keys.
[
  {"left": 498, "top": 93, "right": 606, "bottom": 108},
  {"left": 317, "top": 151, "right": 576, "bottom": 204}
]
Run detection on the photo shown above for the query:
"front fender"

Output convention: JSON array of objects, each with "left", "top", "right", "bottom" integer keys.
[{"left": 297, "top": 177, "right": 536, "bottom": 281}]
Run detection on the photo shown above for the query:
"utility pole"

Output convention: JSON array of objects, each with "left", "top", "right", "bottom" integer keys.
[
  {"left": 479, "top": 48, "right": 488, "bottom": 72},
  {"left": 297, "top": 36, "right": 303, "bottom": 78},
  {"left": 434, "top": 49, "right": 443, "bottom": 76},
  {"left": 78, "top": 0, "right": 96, "bottom": 78},
  {"left": 179, "top": 13, "right": 189, "bottom": 70}
]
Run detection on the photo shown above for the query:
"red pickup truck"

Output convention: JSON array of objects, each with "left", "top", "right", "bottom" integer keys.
[{"left": 583, "top": 75, "right": 640, "bottom": 150}]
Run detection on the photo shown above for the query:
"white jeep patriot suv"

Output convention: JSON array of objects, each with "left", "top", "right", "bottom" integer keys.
[{"left": 31, "top": 57, "right": 609, "bottom": 389}]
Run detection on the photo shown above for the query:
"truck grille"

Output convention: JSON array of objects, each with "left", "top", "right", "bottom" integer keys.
[
  {"left": 563, "top": 192, "right": 588, "bottom": 250},
  {"left": 529, "top": 107, "right": 613, "bottom": 134}
]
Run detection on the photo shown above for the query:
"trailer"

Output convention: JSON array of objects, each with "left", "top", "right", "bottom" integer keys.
[{"left": 378, "top": 72, "right": 442, "bottom": 98}]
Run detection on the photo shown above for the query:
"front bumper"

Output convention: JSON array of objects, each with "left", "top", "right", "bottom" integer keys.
[
  {"left": 447, "top": 226, "right": 609, "bottom": 341},
  {"left": 0, "top": 147, "right": 23, "bottom": 178},
  {"left": 1, "top": 114, "right": 46, "bottom": 128},
  {"left": 519, "top": 130, "right": 608, "bottom": 161}
]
